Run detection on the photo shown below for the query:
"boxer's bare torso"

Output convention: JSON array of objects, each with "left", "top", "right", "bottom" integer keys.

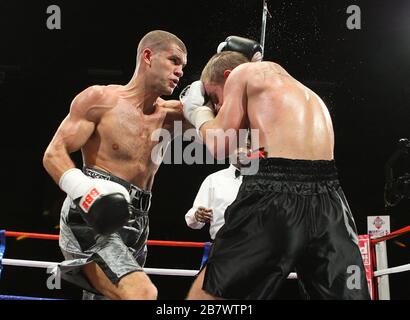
[
  {"left": 246, "top": 62, "right": 334, "bottom": 160},
  {"left": 81, "top": 85, "right": 181, "bottom": 190},
  {"left": 46, "top": 84, "right": 184, "bottom": 191},
  {"left": 204, "top": 61, "right": 334, "bottom": 160}
]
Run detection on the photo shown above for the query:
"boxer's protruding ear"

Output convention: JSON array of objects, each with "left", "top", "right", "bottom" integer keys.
[
  {"left": 142, "top": 48, "right": 153, "bottom": 66},
  {"left": 223, "top": 70, "right": 231, "bottom": 79}
]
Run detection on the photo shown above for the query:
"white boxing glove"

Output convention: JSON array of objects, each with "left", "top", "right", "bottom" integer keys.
[
  {"left": 59, "top": 168, "right": 129, "bottom": 203},
  {"left": 59, "top": 168, "right": 131, "bottom": 234},
  {"left": 180, "top": 80, "right": 215, "bottom": 130}
]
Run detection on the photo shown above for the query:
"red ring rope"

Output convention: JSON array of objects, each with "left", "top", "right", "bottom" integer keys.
[
  {"left": 370, "top": 225, "right": 410, "bottom": 244},
  {"left": 6, "top": 225, "right": 409, "bottom": 248},
  {"left": 4, "top": 231, "right": 206, "bottom": 248}
]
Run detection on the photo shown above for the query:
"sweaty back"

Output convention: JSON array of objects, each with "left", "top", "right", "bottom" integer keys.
[{"left": 244, "top": 62, "right": 334, "bottom": 160}]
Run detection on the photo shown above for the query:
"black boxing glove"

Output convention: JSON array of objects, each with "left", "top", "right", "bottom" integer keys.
[
  {"left": 217, "top": 36, "right": 263, "bottom": 62},
  {"left": 60, "top": 168, "right": 131, "bottom": 234}
]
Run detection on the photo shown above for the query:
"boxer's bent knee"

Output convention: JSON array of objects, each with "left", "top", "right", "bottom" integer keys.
[
  {"left": 186, "top": 267, "right": 221, "bottom": 300},
  {"left": 117, "top": 272, "right": 158, "bottom": 300},
  {"left": 83, "top": 262, "right": 157, "bottom": 300}
]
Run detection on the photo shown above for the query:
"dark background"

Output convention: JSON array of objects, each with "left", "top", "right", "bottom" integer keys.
[{"left": 0, "top": 0, "right": 409, "bottom": 300}]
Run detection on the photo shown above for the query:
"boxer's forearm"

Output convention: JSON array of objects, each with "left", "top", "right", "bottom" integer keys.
[
  {"left": 200, "top": 120, "right": 232, "bottom": 160},
  {"left": 161, "top": 100, "right": 194, "bottom": 135},
  {"left": 43, "top": 142, "right": 77, "bottom": 185}
]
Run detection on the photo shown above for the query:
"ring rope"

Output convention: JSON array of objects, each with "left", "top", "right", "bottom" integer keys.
[
  {"left": 7, "top": 225, "right": 410, "bottom": 247},
  {"left": 2, "top": 258, "right": 197, "bottom": 276},
  {"left": 1, "top": 258, "right": 298, "bottom": 279},
  {"left": 5, "top": 231, "right": 206, "bottom": 248},
  {"left": 6, "top": 225, "right": 409, "bottom": 247},
  {"left": 373, "top": 263, "right": 410, "bottom": 277},
  {"left": 4, "top": 229, "right": 410, "bottom": 279},
  {"left": 370, "top": 225, "right": 410, "bottom": 244},
  {"left": 0, "top": 295, "right": 63, "bottom": 300}
]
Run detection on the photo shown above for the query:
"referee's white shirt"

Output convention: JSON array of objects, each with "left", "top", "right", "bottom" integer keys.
[{"left": 185, "top": 165, "right": 243, "bottom": 240}]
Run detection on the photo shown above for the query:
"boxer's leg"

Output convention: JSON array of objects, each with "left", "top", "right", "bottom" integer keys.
[
  {"left": 186, "top": 267, "right": 222, "bottom": 300},
  {"left": 83, "top": 262, "right": 157, "bottom": 300},
  {"left": 295, "top": 187, "right": 371, "bottom": 300}
]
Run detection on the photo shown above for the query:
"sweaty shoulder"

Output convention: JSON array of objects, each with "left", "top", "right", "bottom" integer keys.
[
  {"left": 246, "top": 62, "right": 290, "bottom": 93},
  {"left": 70, "top": 85, "right": 111, "bottom": 121},
  {"left": 229, "top": 62, "right": 284, "bottom": 83},
  {"left": 223, "top": 63, "right": 253, "bottom": 91},
  {"left": 229, "top": 62, "right": 254, "bottom": 78}
]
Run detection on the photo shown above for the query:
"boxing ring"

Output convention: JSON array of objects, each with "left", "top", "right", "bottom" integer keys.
[
  {"left": 0, "top": 227, "right": 409, "bottom": 300},
  {"left": 1, "top": 1, "right": 408, "bottom": 301}
]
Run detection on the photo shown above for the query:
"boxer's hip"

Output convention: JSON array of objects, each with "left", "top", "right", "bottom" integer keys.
[{"left": 241, "top": 157, "right": 340, "bottom": 194}]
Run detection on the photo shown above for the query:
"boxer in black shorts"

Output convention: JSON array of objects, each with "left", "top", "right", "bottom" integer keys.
[
  {"left": 202, "top": 158, "right": 367, "bottom": 299},
  {"left": 182, "top": 37, "right": 370, "bottom": 300}
]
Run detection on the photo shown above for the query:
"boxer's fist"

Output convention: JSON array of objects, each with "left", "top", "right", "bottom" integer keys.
[
  {"left": 60, "top": 168, "right": 131, "bottom": 234},
  {"left": 180, "top": 80, "right": 215, "bottom": 130},
  {"left": 217, "top": 36, "right": 263, "bottom": 62}
]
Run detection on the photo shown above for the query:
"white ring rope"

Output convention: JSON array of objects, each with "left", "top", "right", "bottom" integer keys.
[
  {"left": 373, "top": 263, "right": 410, "bottom": 277},
  {"left": 2, "top": 258, "right": 299, "bottom": 279},
  {"left": 2, "top": 258, "right": 59, "bottom": 269},
  {"left": 2, "top": 259, "right": 197, "bottom": 277},
  {"left": 145, "top": 268, "right": 198, "bottom": 277},
  {"left": 5, "top": 258, "right": 410, "bottom": 279}
]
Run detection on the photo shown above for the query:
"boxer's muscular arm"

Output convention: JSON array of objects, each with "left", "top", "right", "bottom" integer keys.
[
  {"left": 43, "top": 86, "right": 131, "bottom": 235},
  {"left": 200, "top": 67, "right": 248, "bottom": 158},
  {"left": 43, "top": 86, "right": 104, "bottom": 184},
  {"left": 157, "top": 98, "right": 194, "bottom": 134}
]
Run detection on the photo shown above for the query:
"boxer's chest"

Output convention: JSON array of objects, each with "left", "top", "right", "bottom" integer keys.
[{"left": 97, "top": 103, "right": 167, "bottom": 161}]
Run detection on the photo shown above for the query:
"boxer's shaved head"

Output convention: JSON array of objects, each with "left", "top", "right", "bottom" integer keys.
[{"left": 137, "top": 30, "right": 186, "bottom": 59}]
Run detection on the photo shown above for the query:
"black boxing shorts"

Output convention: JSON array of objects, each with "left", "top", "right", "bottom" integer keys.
[
  {"left": 203, "top": 157, "right": 371, "bottom": 300},
  {"left": 58, "top": 167, "right": 152, "bottom": 300}
]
